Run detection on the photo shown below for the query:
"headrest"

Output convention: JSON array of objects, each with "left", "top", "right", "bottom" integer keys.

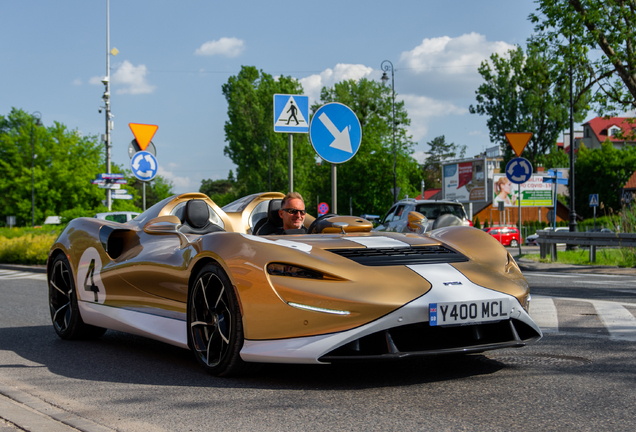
[
  {"left": 184, "top": 200, "right": 210, "bottom": 229},
  {"left": 268, "top": 199, "right": 283, "bottom": 227}
]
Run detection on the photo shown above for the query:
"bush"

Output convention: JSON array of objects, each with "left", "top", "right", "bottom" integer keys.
[
  {"left": 0, "top": 232, "right": 57, "bottom": 265},
  {"left": 473, "top": 216, "right": 481, "bottom": 229}
]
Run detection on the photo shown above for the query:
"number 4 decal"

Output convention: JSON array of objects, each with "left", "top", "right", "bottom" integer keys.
[{"left": 84, "top": 259, "right": 99, "bottom": 302}]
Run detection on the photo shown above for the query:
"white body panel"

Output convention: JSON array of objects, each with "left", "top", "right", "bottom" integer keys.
[{"left": 240, "top": 264, "right": 541, "bottom": 364}]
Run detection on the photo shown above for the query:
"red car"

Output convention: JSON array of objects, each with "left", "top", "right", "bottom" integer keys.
[{"left": 482, "top": 226, "right": 522, "bottom": 247}]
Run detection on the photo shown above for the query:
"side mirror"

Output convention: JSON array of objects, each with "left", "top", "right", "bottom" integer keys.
[
  {"left": 143, "top": 215, "right": 188, "bottom": 247},
  {"left": 406, "top": 211, "right": 429, "bottom": 234},
  {"left": 143, "top": 215, "right": 181, "bottom": 234}
]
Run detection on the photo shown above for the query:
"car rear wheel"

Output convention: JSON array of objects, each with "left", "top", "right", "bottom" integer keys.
[
  {"left": 48, "top": 254, "right": 107, "bottom": 340},
  {"left": 187, "top": 263, "right": 253, "bottom": 376},
  {"left": 509, "top": 239, "right": 519, "bottom": 247}
]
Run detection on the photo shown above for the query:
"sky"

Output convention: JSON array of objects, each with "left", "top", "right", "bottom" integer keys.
[{"left": 2, "top": 0, "right": 561, "bottom": 194}]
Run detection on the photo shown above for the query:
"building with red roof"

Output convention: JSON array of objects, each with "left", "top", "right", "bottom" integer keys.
[{"left": 577, "top": 117, "right": 636, "bottom": 150}]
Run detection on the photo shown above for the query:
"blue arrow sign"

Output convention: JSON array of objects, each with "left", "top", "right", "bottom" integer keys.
[
  {"left": 505, "top": 157, "right": 533, "bottom": 184},
  {"left": 131, "top": 151, "right": 158, "bottom": 182},
  {"left": 309, "top": 103, "right": 362, "bottom": 164},
  {"left": 273, "top": 94, "right": 309, "bottom": 133}
]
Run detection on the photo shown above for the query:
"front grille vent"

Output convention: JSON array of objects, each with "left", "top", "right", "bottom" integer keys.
[{"left": 326, "top": 245, "right": 468, "bottom": 266}]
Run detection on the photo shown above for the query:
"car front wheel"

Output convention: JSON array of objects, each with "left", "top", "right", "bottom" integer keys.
[
  {"left": 48, "top": 254, "right": 106, "bottom": 340},
  {"left": 187, "top": 263, "right": 252, "bottom": 376},
  {"left": 510, "top": 239, "right": 519, "bottom": 247}
]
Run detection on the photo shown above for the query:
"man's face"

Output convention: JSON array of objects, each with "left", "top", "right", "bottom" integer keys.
[{"left": 279, "top": 198, "right": 305, "bottom": 230}]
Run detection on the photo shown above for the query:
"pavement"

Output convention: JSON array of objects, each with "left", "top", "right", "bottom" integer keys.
[{"left": 0, "top": 257, "right": 635, "bottom": 432}]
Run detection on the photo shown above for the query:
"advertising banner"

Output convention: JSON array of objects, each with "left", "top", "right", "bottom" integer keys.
[
  {"left": 442, "top": 159, "right": 486, "bottom": 202},
  {"left": 492, "top": 174, "right": 552, "bottom": 207}
]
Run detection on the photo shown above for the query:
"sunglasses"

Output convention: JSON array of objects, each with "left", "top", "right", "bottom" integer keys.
[{"left": 281, "top": 208, "right": 306, "bottom": 216}]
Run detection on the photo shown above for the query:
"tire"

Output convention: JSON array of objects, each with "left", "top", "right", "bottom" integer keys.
[
  {"left": 48, "top": 254, "right": 107, "bottom": 340},
  {"left": 509, "top": 239, "right": 519, "bottom": 248},
  {"left": 187, "top": 263, "right": 252, "bottom": 376}
]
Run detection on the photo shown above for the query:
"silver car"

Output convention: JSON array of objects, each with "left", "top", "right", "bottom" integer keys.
[{"left": 374, "top": 199, "right": 471, "bottom": 233}]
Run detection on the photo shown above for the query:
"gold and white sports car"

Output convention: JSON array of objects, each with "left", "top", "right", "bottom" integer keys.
[{"left": 47, "top": 192, "right": 541, "bottom": 376}]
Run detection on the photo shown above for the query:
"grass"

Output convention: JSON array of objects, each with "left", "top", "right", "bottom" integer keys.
[{"left": 522, "top": 247, "right": 636, "bottom": 268}]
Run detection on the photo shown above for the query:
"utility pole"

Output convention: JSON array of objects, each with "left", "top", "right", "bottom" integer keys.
[{"left": 103, "top": 0, "right": 113, "bottom": 210}]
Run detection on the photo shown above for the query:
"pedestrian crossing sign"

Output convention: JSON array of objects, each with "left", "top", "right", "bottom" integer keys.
[
  {"left": 589, "top": 194, "right": 599, "bottom": 207},
  {"left": 273, "top": 94, "right": 309, "bottom": 133}
]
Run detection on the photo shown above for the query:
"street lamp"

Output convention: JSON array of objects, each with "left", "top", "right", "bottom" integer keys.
[
  {"left": 381, "top": 60, "right": 397, "bottom": 204},
  {"left": 30, "top": 111, "right": 42, "bottom": 227}
]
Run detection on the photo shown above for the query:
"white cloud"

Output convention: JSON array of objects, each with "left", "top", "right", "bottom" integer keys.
[
  {"left": 111, "top": 61, "right": 156, "bottom": 95},
  {"left": 412, "top": 150, "right": 429, "bottom": 165},
  {"left": 401, "top": 94, "right": 468, "bottom": 141},
  {"left": 158, "top": 165, "right": 191, "bottom": 189},
  {"left": 195, "top": 37, "right": 245, "bottom": 57},
  {"left": 400, "top": 32, "right": 515, "bottom": 75},
  {"left": 89, "top": 76, "right": 103, "bottom": 85},
  {"left": 299, "top": 63, "right": 376, "bottom": 104},
  {"left": 72, "top": 78, "right": 82, "bottom": 86}
]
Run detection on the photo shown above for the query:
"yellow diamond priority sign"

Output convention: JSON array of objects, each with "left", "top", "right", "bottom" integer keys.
[
  {"left": 129, "top": 123, "right": 158, "bottom": 151},
  {"left": 505, "top": 132, "right": 532, "bottom": 157}
]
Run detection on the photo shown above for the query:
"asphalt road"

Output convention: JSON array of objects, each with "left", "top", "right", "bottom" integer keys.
[{"left": 1, "top": 270, "right": 635, "bottom": 431}]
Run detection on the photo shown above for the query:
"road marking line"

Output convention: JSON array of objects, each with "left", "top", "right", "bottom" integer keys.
[
  {"left": 593, "top": 302, "right": 636, "bottom": 342},
  {"left": 529, "top": 297, "right": 558, "bottom": 333}
]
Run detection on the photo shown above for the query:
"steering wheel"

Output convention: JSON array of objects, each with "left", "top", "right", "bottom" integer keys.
[{"left": 307, "top": 213, "right": 338, "bottom": 234}]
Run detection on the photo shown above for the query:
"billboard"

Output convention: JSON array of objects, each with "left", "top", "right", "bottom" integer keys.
[
  {"left": 492, "top": 174, "right": 553, "bottom": 207},
  {"left": 442, "top": 159, "right": 486, "bottom": 202}
]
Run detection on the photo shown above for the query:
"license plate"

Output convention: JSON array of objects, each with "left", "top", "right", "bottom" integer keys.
[{"left": 429, "top": 299, "right": 510, "bottom": 326}]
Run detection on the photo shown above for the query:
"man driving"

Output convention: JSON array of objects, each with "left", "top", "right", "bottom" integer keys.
[{"left": 278, "top": 192, "right": 307, "bottom": 234}]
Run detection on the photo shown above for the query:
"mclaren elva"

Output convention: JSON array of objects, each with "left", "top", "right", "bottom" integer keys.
[{"left": 47, "top": 192, "right": 542, "bottom": 376}]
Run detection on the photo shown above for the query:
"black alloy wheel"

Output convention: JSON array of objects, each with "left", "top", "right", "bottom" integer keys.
[
  {"left": 188, "top": 263, "right": 251, "bottom": 376},
  {"left": 48, "top": 254, "right": 106, "bottom": 340}
]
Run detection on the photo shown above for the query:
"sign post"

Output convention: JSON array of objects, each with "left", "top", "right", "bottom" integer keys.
[
  {"left": 309, "top": 103, "right": 362, "bottom": 214},
  {"left": 273, "top": 94, "right": 309, "bottom": 192},
  {"left": 129, "top": 123, "right": 159, "bottom": 211},
  {"left": 589, "top": 193, "right": 599, "bottom": 230},
  {"left": 505, "top": 132, "right": 533, "bottom": 255}
]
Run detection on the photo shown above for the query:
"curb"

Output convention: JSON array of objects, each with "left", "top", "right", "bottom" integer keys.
[
  {"left": 0, "top": 263, "right": 46, "bottom": 274},
  {"left": 515, "top": 257, "right": 636, "bottom": 276},
  {"left": 0, "top": 385, "right": 115, "bottom": 432}
]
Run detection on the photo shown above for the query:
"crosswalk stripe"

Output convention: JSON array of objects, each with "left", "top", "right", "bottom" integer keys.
[
  {"left": 531, "top": 295, "right": 636, "bottom": 341},
  {"left": 0, "top": 272, "right": 47, "bottom": 280},
  {"left": 593, "top": 301, "right": 636, "bottom": 342},
  {"left": 529, "top": 297, "right": 558, "bottom": 333}
]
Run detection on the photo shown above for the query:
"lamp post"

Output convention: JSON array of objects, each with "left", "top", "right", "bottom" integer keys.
[
  {"left": 30, "top": 112, "right": 42, "bottom": 227},
  {"left": 381, "top": 60, "right": 397, "bottom": 204}
]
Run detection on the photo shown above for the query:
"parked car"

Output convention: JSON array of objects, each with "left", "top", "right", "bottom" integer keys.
[
  {"left": 374, "top": 199, "right": 471, "bottom": 233},
  {"left": 525, "top": 226, "right": 568, "bottom": 246},
  {"left": 483, "top": 226, "right": 522, "bottom": 247},
  {"left": 94, "top": 212, "right": 140, "bottom": 223}
]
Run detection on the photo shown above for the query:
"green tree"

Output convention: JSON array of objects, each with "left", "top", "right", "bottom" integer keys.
[
  {"left": 222, "top": 66, "right": 316, "bottom": 197},
  {"left": 575, "top": 141, "right": 636, "bottom": 218},
  {"left": 421, "top": 135, "right": 466, "bottom": 190},
  {"left": 125, "top": 169, "right": 174, "bottom": 210},
  {"left": 199, "top": 173, "right": 238, "bottom": 207},
  {"left": 307, "top": 78, "right": 420, "bottom": 215},
  {"left": 537, "top": 143, "right": 570, "bottom": 170},
  {"left": 531, "top": 0, "right": 636, "bottom": 114},
  {"left": 469, "top": 45, "right": 588, "bottom": 167},
  {"left": 0, "top": 108, "right": 106, "bottom": 226}
]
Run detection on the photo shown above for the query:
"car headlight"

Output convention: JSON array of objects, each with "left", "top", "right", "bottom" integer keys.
[{"left": 267, "top": 263, "right": 324, "bottom": 279}]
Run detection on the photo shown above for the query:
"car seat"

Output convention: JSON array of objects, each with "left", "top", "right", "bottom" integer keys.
[
  {"left": 255, "top": 199, "right": 283, "bottom": 235},
  {"left": 179, "top": 199, "right": 224, "bottom": 235}
]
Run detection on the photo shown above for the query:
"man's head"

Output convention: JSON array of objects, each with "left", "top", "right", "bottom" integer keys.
[{"left": 279, "top": 192, "right": 306, "bottom": 230}]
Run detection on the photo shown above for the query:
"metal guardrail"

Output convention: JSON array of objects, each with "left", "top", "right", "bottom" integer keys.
[{"left": 536, "top": 230, "right": 636, "bottom": 262}]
